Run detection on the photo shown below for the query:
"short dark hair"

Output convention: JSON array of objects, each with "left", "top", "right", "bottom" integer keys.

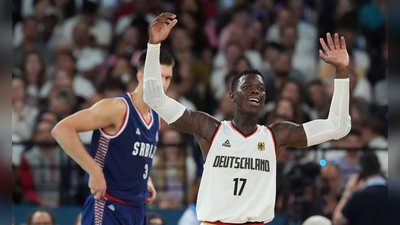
[
  {"left": 137, "top": 49, "right": 175, "bottom": 72},
  {"left": 26, "top": 209, "right": 56, "bottom": 225},
  {"left": 231, "top": 69, "right": 264, "bottom": 91},
  {"left": 359, "top": 151, "right": 381, "bottom": 178}
]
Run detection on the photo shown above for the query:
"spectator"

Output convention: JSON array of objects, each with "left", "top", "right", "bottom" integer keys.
[
  {"left": 151, "top": 128, "right": 197, "bottom": 209},
  {"left": 261, "top": 79, "right": 312, "bottom": 123},
  {"left": 360, "top": 116, "right": 388, "bottom": 149},
  {"left": 307, "top": 79, "right": 331, "bottom": 120},
  {"left": 178, "top": 178, "right": 202, "bottom": 225},
  {"left": 115, "top": 0, "right": 156, "bottom": 36},
  {"left": 147, "top": 213, "right": 165, "bottom": 225},
  {"left": 26, "top": 209, "right": 56, "bottom": 225},
  {"left": 333, "top": 152, "right": 388, "bottom": 225},
  {"left": 12, "top": 75, "right": 40, "bottom": 142},
  {"left": 13, "top": 16, "right": 53, "bottom": 68},
  {"left": 331, "top": 129, "right": 365, "bottom": 187},
  {"left": 40, "top": 56, "right": 96, "bottom": 101},
  {"left": 320, "top": 163, "right": 344, "bottom": 219},
  {"left": 279, "top": 25, "right": 317, "bottom": 81},
  {"left": 21, "top": 51, "right": 46, "bottom": 105},
  {"left": 20, "top": 119, "right": 80, "bottom": 206},
  {"left": 61, "top": 0, "right": 112, "bottom": 49},
  {"left": 303, "top": 215, "right": 332, "bottom": 225},
  {"left": 263, "top": 51, "right": 306, "bottom": 103},
  {"left": 266, "top": 4, "right": 318, "bottom": 56},
  {"left": 264, "top": 97, "right": 302, "bottom": 125}
]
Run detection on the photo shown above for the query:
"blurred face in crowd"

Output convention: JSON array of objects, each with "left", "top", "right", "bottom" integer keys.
[
  {"left": 56, "top": 53, "right": 75, "bottom": 74},
  {"left": 23, "top": 18, "right": 38, "bottom": 40},
  {"left": 40, "top": 111, "right": 59, "bottom": 124},
  {"left": 344, "top": 132, "right": 363, "bottom": 149},
  {"left": 12, "top": 77, "right": 25, "bottom": 102},
  {"left": 320, "top": 164, "right": 342, "bottom": 195},
  {"left": 170, "top": 28, "right": 192, "bottom": 51},
  {"left": 263, "top": 46, "right": 281, "bottom": 65},
  {"left": 33, "top": 120, "right": 57, "bottom": 147},
  {"left": 148, "top": 218, "right": 163, "bottom": 225},
  {"left": 122, "top": 26, "right": 140, "bottom": 47},
  {"left": 112, "top": 57, "right": 131, "bottom": 77},
  {"left": 308, "top": 82, "right": 327, "bottom": 108},
  {"left": 247, "top": 20, "right": 263, "bottom": 42},
  {"left": 53, "top": 69, "right": 73, "bottom": 88},
  {"left": 29, "top": 211, "right": 54, "bottom": 225},
  {"left": 281, "top": 26, "right": 298, "bottom": 49},
  {"left": 161, "top": 129, "right": 184, "bottom": 161},
  {"left": 235, "top": 57, "right": 252, "bottom": 73},
  {"left": 276, "top": 9, "right": 290, "bottom": 27},
  {"left": 281, "top": 81, "right": 301, "bottom": 103},
  {"left": 73, "top": 23, "right": 89, "bottom": 46},
  {"left": 34, "top": 0, "right": 51, "bottom": 18},
  {"left": 275, "top": 98, "right": 295, "bottom": 122},
  {"left": 225, "top": 43, "right": 241, "bottom": 66},
  {"left": 335, "top": 0, "right": 353, "bottom": 18},
  {"left": 272, "top": 53, "right": 291, "bottom": 77},
  {"left": 24, "top": 53, "right": 43, "bottom": 82}
]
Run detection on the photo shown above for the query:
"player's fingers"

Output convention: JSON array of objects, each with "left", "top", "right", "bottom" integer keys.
[
  {"left": 319, "top": 38, "right": 330, "bottom": 53},
  {"left": 319, "top": 50, "right": 327, "bottom": 61},
  {"left": 94, "top": 191, "right": 102, "bottom": 200},
  {"left": 334, "top": 33, "right": 340, "bottom": 50},
  {"left": 340, "top": 36, "right": 346, "bottom": 50},
  {"left": 167, "top": 19, "right": 178, "bottom": 28},
  {"left": 326, "top": 33, "right": 335, "bottom": 50}
]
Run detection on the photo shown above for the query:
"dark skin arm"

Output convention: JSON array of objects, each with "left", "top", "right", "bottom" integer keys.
[
  {"left": 270, "top": 33, "right": 349, "bottom": 157},
  {"left": 148, "top": 12, "right": 220, "bottom": 159},
  {"left": 149, "top": 13, "right": 349, "bottom": 159}
]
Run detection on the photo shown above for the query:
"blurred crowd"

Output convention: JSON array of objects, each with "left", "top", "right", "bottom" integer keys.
[{"left": 12, "top": 0, "right": 388, "bottom": 224}]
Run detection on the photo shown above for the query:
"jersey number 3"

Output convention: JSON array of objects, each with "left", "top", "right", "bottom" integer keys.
[
  {"left": 233, "top": 178, "right": 247, "bottom": 196},
  {"left": 143, "top": 164, "right": 148, "bottom": 179}
]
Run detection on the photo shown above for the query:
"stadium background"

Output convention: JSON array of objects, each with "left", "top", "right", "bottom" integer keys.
[{"left": 11, "top": 0, "right": 388, "bottom": 224}]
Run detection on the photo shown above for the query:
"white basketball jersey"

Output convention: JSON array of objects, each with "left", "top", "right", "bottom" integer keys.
[{"left": 197, "top": 121, "right": 277, "bottom": 223}]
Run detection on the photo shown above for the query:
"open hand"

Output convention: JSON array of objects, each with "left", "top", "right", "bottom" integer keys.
[
  {"left": 149, "top": 12, "right": 178, "bottom": 44},
  {"left": 319, "top": 33, "right": 349, "bottom": 69}
]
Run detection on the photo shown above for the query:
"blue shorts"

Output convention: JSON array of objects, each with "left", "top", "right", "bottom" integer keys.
[{"left": 81, "top": 195, "right": 146, "bottom": 225}]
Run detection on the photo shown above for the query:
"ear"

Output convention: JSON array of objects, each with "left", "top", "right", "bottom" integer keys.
[
  {"left": 136, "top": 71, "right": 143, "bottom": 82},
  {"left": 229, "top": 91, "right": 235, "bottom": 102}
]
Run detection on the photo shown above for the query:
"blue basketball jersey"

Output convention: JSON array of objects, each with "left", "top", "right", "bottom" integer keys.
[{"left": 85, "top": 93, "right": 160, "bottom": 206}]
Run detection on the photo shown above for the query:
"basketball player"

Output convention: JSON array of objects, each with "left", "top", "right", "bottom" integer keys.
[
  {"left": 51, "top": 49, "right": 176, "bottom": 224},
  {"left": 143, "top": 13, "right": 351, "bottom": 224}
]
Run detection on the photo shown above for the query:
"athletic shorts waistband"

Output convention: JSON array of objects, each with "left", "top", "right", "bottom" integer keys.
[{"left": 202, "top": 221, "right": 264, "bottom": 225}]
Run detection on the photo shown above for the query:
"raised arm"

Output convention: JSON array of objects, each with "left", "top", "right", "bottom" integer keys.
[
  {"left": 51, "top": 98, "right": 126, "bottom": 199},
  {"left": 270, "top": 33, "right": 351, "bottom": 156},
  {"left": 143, "top": 13, "right": 219, "bottom": 157}
]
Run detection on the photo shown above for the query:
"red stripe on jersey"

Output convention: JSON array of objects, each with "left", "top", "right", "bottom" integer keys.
[
  {"left": 105, "top": 193, "right": 130, "bottom": 205},
  {"left": 229, "top": 121, "right": 259, "bottom": 138}
]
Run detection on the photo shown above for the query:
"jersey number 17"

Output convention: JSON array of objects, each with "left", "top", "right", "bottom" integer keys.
[{"left": 233, "top": 178, "right": 247, "bottom": 196}]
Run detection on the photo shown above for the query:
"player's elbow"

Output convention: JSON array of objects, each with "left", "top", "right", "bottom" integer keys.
[
  {"left": 332, "top": 115, "right": 351, "bottom": 140},
  {"left": 51, "top": 121, "right": 68, "bottom": 141}
]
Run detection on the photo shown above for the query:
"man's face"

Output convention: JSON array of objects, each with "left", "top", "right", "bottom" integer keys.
[
  {"left": 231, "top": 74, "right": 266, "bottom": 115},
  {"left": 321, "top": 165, "right": 342, "bottom": 195},
  {"left": 160, "top": 65, "right": 173, "bottom": 92}
]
